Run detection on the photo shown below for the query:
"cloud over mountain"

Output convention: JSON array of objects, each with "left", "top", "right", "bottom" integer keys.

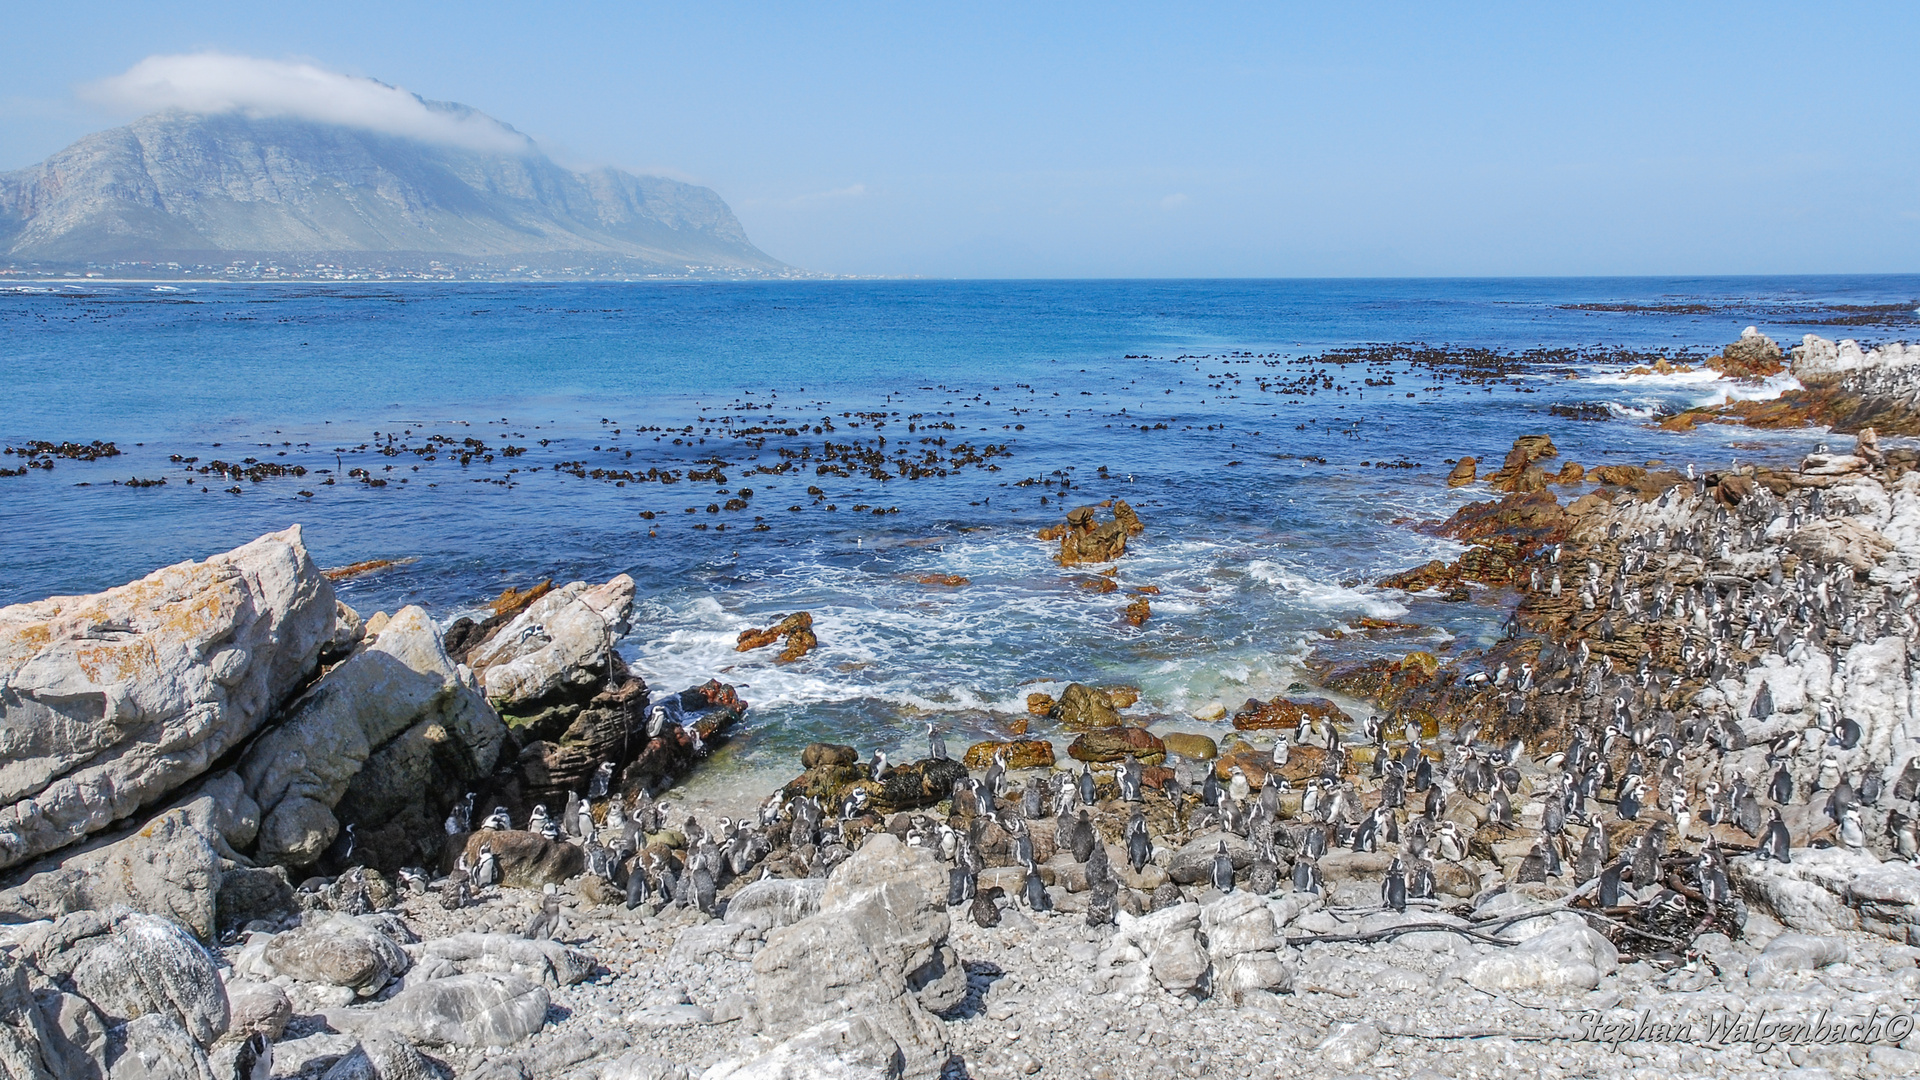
[{"left": 84, "top": 53, "right": 534, "bottom": 155}]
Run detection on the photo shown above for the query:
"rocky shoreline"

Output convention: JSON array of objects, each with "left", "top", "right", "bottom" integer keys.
[{"left": 4, "top": 332, "right": 1920, "bottom": 1079}]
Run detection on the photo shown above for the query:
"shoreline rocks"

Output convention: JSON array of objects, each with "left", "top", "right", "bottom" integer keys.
[{"left": 0, "top": 526, "right": 335, "bottom": 872}]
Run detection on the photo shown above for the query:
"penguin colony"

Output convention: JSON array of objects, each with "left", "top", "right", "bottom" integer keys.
[{"left": 295, "top": 433, "right": 1919, "bottom": 978}]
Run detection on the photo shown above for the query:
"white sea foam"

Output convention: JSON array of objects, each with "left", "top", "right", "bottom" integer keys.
[{"left": 1246, "top": 560, "right": 1408, "bottom": 619}]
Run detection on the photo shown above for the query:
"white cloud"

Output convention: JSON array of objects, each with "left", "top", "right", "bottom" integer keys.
[{"left": 84, "top": 53, "right": 533, "bottom": 154}]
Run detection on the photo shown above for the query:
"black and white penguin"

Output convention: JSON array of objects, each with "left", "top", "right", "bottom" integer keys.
[
  {"left": 928, "top": 723, "right": 948, "bottom": 761},
  {"left": 481, "top": 805, "right": 513, "bottom": 831},
  {"left": 1010, "top": 818, "right": 1035, "bottom": 868},
  {"left": 1119, "top": 758, "right": 1143, "bottom": 802},
  {"left": 1489, "top": 784, "right": 1514, "bottom": 828},
  {"left": 1759, "top": 808, "right": 1792, "bottom": 863},
  {"left": 625, "top": 863, "right": 650, "bottom": 910},
  {"left": 1064, "top": 810, "right": 1097, "bottom": 863},
  {"left": 445, "top": 792, "right": 475, "bottom": 835},
  {"left": 982, "top": 750, "right": 1008, "bottom": 799},
  {"left": 588, "top": 760, "right": 615, "bottom": 800},
  {"left": 1836, "top": 714, "right": 1862, "bottom": 750},
  {"left": 1078, "top": 764, "right": 1098, "bottom": 805},
  {"left": 529, "top": 804, "right": 559, "bottom": 840},
  {"left": 1125, "top": 810, "right": 1151, "bottom": 872},
  {"left": 233, "top": 1031, "right": 272, "bottom": 1080},
  {"left": 1290, "top": 857, "right": 1322, "bottom": 896},
  {"left": 473, "top": 844, "right": 500, "bottom": 889},
  {"left": 1598, "top": 858, "right": 1625, "bottom": 908},
  {"left": 1382, "top": 857, "right": 1407, "bottom": 912},
  {"left": 1408, "top": 858, "right": 1435, "bottom": 900},
  {"left": 322, "top": 823, "right": 357, "bottom": 869},
  {"left": 839, "top": 787, "right": 870, "bottom": 821},
  {"left": 1209, "top": 841, "right": 1235, "bottom": 893},
  {"left": 1769, "top": 764, "right": 1794, "bottom": 806},
  {"left": 1200, "top": 768, "right": 1220, "bottom": 808},
  {"left": 1021, "top": 860, "right": 1051, "bottom": 912},
  {"left": 948, "top": 864, "right": 976, "bottom": 907}
]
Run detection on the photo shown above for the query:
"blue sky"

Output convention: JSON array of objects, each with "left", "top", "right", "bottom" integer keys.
[{"left": 2, "top": 2, "right": 1914, "bottom": 278}]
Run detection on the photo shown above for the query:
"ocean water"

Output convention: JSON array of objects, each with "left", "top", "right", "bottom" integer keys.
[{"left": 4, "top": 276, "right": 1916, "bottom": 804}]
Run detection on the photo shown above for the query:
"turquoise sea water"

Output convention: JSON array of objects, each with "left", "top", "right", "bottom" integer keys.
[{"left": 4, "top": 277, "right": 1915, "bottom": 796}]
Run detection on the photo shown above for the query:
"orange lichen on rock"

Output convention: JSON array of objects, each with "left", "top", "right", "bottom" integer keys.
[
  {"left": 1124, "top": 598, "right": 1151, "bottom": 626},
  {"left": 915, "top": 573, "right": 970, "bottom": 587}
]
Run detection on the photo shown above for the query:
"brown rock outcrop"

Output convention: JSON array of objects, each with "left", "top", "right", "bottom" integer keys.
[
  {"left": 1067, "top": 727, "right": 1166, "bottom": 764},
  {"left": 961, "top": 740, "right": 1055, "bottom": 770},
  {"left": 1230, "top": 696, "right": 1350, "bottom": 732}
]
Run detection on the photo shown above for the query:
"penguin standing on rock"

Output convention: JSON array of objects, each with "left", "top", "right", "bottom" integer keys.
[
  {"left": 1760, "top": 808, "right": 1792, "bottom": 862},
  {"left": 948, "top": 864, "right": 976, "bottom": 906},
  {"left": 1125, "top": 810, "right": 1151, "bottom": 873},
  {"left": 1291, "top": 857, "right": 1322, "bottom": 895},
  {"left": 234, "top": 1032, "right": 272, "bottom": 1080},
  {"left": 1021, "top": 859, "right": 1051, "bottom": 912},
  {"left": 1382, "top": 857, "right": 1407, "bottom": 912},
  {"left": 1209, "top": 841, "right": 1234, "bottom": 893},
  {"left": 473, "top": 845, "right": 500, "bottom": 890}
]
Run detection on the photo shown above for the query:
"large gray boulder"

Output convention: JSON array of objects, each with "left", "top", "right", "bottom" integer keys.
[
  {"left": 0, "top": 527, "right": 334, "bottom": 873},
  {"left": 1441, "top": 913, "right": 1618, "bottom": 993},
  {"left": 0, "top": 804, "right": 223, "bottom": 941},
  {"left": 66, "top": 913, "right": 230, "bottom": 1049},
  {"left": 0, "top": 953, "right": 71, "bottom": 1080},
  {"left": 318, "top": 1032, "right": 438, "bottom": 1080},
  {"left": 237, "top": 605, "right": 504, "bottom": 869},
  {"left": 465, "top": 576, "right": 635, "bottom": 707},
  {"left": 1732, "top": 847, "right": 1920, "bottom": 944},
  {"left": 104, "top": 1014, "right": 214, "bottom": 1080},
  {"left": 260, "top": 916, "right": 409, "bottom": 997},
  {"left": 414, "top": 932, "right": 594, "bottom": 988},
  {"left": 359, "top": 972, "right": 549, "bottom": 1048},
  {"left": 739, "top": 836, "right": 953, "bottom": 1080}
]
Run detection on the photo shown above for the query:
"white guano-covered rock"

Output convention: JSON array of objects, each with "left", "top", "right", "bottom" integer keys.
[
  {"left": 1733, "top": 846, "right": 1920, "bottom": 944},
  {"left": 0, "top": 527, "right": 334, "bottom": 872},
  {"left": 414, "top": 932, "right": 594, "bottom": 988},
  {"left": 1746, "top": 932, "right": 1848, "bottom": 986},
  {"left": 1442, "top": 913, "right": 1618, "bottom": 993},
  {"left": 360, "top": 972, "right": 549, "bottom": 1048},
  {"left": 745, "top": 835, "right": 952, "bottom": 1080},
  {"left": 466, "top": 575, "right": 635, "bottom": 707},
  {"left": 237, "top": 605, "right": 503, "bottom": 867}
]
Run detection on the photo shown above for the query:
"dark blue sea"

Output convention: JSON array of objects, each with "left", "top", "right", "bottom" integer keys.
[{"left": 4, "top": 277, "right": 1914, "bottom": 803}]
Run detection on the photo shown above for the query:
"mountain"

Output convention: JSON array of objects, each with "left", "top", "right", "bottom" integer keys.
[{"left": 0, "top": 106, "right": 790, "bottom": 277}]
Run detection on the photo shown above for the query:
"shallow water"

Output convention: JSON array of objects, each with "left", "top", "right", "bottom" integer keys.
[{"left": 5, "top": 276, "right": 1915, "bottom": 805}]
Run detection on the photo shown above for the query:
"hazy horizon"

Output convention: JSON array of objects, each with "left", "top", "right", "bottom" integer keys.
[{"left": 4, "top": 2, "right": 1916, "bottom": 279}]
